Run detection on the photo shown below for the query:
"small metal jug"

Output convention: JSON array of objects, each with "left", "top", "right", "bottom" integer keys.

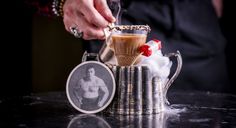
[{"left": 106, "top": 51, "right": 182, "bottom": 115}]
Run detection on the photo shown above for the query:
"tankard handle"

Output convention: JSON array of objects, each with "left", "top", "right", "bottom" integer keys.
[
  {"left": 81, "top": 51, "right": 99, "bottom": 62},
  {"left": 163, "top": 51, "right": 183, "bottom": 105}
]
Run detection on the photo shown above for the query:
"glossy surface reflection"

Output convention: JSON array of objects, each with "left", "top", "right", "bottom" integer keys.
[
  {"left": 0, "top": 90, "right": 236, "bottom": 127},
  {"left": 67, "top": 112, "right": 180, "bottom": 128},
  {"left": 68, "top": 114, "right": 111, "bottom": 128}
]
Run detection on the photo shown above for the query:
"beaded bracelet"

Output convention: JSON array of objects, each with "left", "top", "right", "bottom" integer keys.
[
  {"left": 52, "top": 0, "right": 65, "bottom": 17},
  {"left": 59, "top": 0, "right": 65, "bottom": 17}
]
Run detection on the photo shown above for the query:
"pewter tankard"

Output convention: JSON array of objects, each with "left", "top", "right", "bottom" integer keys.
[{"left": 106, "top": 51, "right": 182, "bottom": 115}]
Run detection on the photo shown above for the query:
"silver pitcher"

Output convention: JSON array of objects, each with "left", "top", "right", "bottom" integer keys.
[{"left": 105, "top": 51, "right": 182, "bottom": 115}]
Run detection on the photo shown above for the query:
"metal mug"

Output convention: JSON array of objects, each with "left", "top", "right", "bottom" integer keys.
[{"left": 106, "top": 51, "right": 182, "bottom": 115}]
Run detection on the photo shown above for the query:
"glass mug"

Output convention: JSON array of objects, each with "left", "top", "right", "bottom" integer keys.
[{"left": 106, "top": 25, "right": 151, "bottom": 66}]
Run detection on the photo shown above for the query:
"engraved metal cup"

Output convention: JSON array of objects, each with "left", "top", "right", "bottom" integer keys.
[{"left": 106, "top": 51, "right": 182, "bottom": 115}]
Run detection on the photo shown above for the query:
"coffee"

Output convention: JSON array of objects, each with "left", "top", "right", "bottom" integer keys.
[{"left": 111, "top": 33, "right": 147, "bottom": 66}]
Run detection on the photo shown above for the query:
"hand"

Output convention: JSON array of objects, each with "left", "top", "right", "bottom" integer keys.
[{"left": 63, "top": 0, "right": 116, "bottom": 40}]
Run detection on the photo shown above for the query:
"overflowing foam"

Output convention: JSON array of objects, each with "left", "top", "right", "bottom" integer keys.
[
  {"left": 166, "top": 104, "right": 187, "bottom": 114},
  {"left": 137, "top": 40, "right": 172, "bottom": 81}
]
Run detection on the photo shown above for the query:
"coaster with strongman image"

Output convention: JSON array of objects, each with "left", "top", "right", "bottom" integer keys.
[{"left": 66, "top": 61, "right": 116, "bottom": 114}]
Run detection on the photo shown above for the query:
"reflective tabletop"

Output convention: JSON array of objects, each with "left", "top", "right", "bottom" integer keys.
[{"left": 1, "top": 90, "right": 236, "bottom": 128}]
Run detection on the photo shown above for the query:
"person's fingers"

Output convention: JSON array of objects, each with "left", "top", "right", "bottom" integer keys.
[
  {"left": 63, "top": 0, "right": 110, "bottom": 40},
  {"left": 76, "top": 13, "right": 106, "bottom": 40},
  {"left": 82, "top": 26, "right": 106, "bottom": 40},
  {"left": 94, "top": 0, "right": 116, "bottom": 23},
  {"left": 64, "top": 11, "right": 106, "bottom": 40},
  {"left": 79, "top": 0, "right": 112, "bottom": 28},
  {"left": 63, "top": 0, "right": 78, "bottom": 32},
  {"left": 63, "top": 8, "right": 76, "bottom": 32}
]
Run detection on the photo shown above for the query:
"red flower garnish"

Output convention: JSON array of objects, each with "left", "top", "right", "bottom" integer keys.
[{"left": 139, "top": 45, "right": 152, "bottom": 57}]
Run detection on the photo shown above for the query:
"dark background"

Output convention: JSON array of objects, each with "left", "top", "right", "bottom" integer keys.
[
  {"left": 1, "top": 1, "right": 32, "bottom": 97},
  {"left": 1, "top": 1, "right": 84, "bottom": 98},
  {"left": 1, "top": 1, "right": 235, "bottom": 98},
  {"left": 220, "top": 0, "right": 236, "bottom": 95}
]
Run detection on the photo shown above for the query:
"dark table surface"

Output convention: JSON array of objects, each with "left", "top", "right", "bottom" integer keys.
[{"left": 1, "top": 90, "right": 236, "bottom": 128}]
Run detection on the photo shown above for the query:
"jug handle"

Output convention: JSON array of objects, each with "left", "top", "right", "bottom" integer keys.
[
  {"left": 164, "top": 51, "right": 183, "bottom": 105},
  {"left": 81, "top": 51, "right": 98, "bottom": 62}
]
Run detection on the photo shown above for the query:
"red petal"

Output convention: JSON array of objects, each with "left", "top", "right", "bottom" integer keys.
[{"left": 139, "top": 45, "right": 152, "bottom": 57}]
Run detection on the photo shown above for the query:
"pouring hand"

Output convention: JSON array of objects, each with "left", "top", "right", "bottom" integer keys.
[{"left": 63, "top": 0, "right": 116, "bottom": 40}]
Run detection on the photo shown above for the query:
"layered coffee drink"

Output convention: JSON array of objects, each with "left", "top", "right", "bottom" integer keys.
[
  {"left": 109, "top": 25, "right": 151, "bottom": 66},
  {"left": 112, "top": 34, "right": 147, "bottom": 66}
]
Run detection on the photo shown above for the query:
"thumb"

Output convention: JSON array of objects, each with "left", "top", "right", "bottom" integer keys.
[{"left": 95, "top": 0, "right": 116, "bottom": 23}]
